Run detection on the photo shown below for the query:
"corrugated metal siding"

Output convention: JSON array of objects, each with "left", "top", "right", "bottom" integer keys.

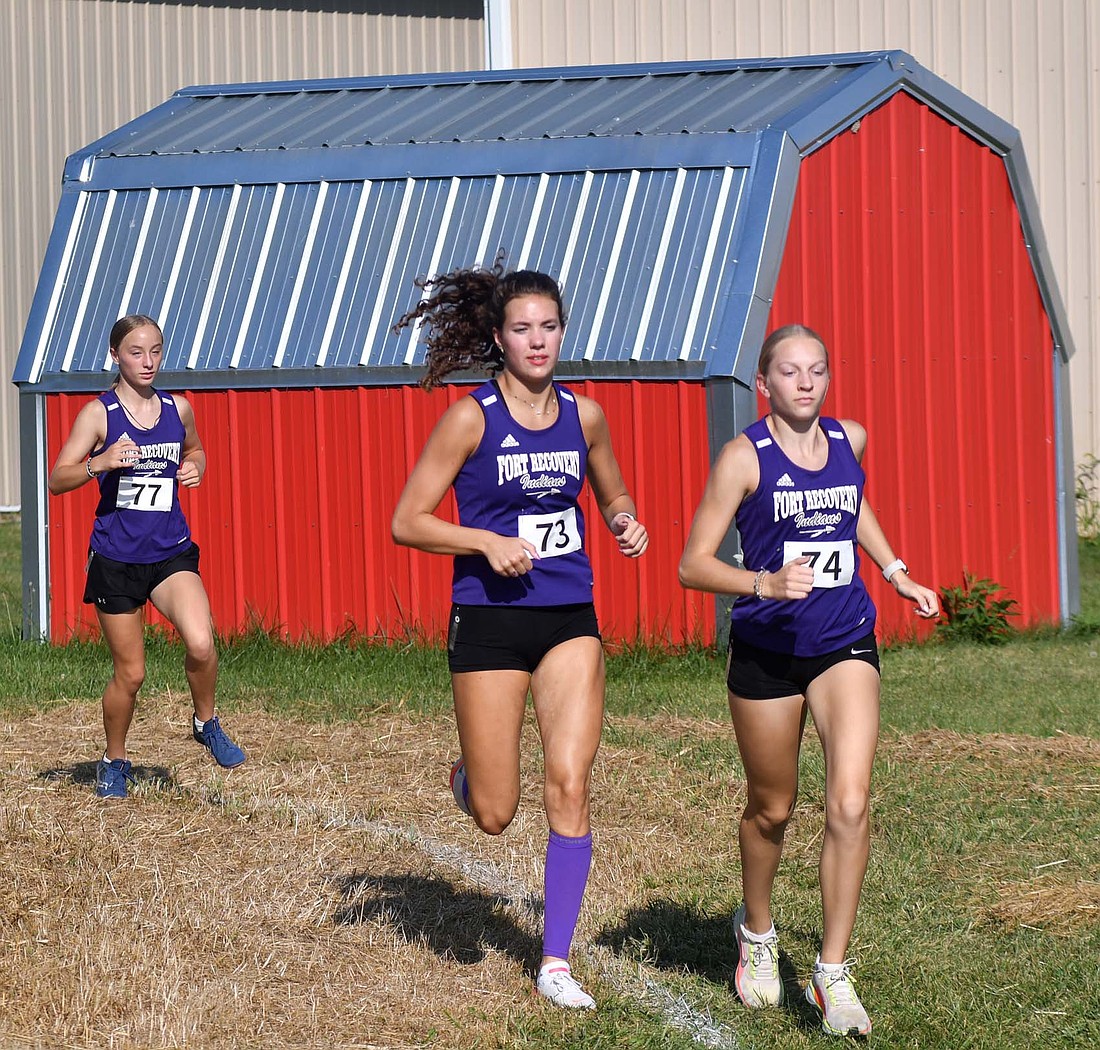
[
  {"left": 26, "top": 167, "right": 750, "bottom": 382},
  {"left": 512, "top": 0, "right": 1100, "bottom": 513},
  {"left": 769, "top": 91, "right": 1058, "bottom": 639},
  {"left": 0, "top": 0, "right": 483, "bottom": 507},
  {"left": 46, "top": 381, "right": 713, "bottom": 645}
]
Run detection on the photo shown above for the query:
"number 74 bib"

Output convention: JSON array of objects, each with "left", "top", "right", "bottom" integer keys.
[{"left": 783, "top": 539, "right": 856, "bottom": 588}]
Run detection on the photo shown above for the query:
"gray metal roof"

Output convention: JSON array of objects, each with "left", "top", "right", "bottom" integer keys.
[{"left": 14, "top": 50, "right": 1070, "bottom": 391}]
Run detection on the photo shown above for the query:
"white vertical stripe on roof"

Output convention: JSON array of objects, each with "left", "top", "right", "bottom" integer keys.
[
  {"left": 231, "top": 183, "right": 286, "bottom": 369},
  {"left": 583, "top": 169, "right": 640, "bottom": 360},
  {"left": 29, "top": 191, "right": 90, "bottom": 384},
  {"left": 116, "top": 187, "right": 160, "bottom": 324},
  {"left": 158, "top": 187, "right": 202, "bottom": 338},
  {"left": 274, "top": 181, "right": 330, "bottom": 369},
  {"left": 680, "top": 166, "right": 736, "bottom": 361},
  {"left": 188, "top": 183, "right": 243, "bottom": 370},
  {"left": 631, "top": 168, "right": 688, "bottom": 361},
  {"left": 360, "top": 178, "right": 417, "bottom": 366},
  {"left": 474, "top": 174, "right": 506, "bottom": 267},
  {"left": 556, "top": 170, "right": 594, "bottom": 295},
  {"left": 62, "top": 190, "right": 117, "bottom": 374},
  {"left": 316, "top": 180, "right": 372, "bottom": 368},
  {"left": 404, "top": 176, "right": 462, "bottom": 365},
  {"left": 516, "top": 172, "right": 550, "bottom": 270}
]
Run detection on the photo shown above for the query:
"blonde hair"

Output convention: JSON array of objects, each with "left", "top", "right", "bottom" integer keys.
[{"left": 757, "top": 323, "right": 828, "bottom": 376}]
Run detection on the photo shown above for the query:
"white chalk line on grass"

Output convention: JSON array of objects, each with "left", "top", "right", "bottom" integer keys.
[
  {"left": 228, "top": 792, "right": 743, "bottom": 1050},
  {"left": 11, "top": 765, "right": 740, "bottom": 1049}
]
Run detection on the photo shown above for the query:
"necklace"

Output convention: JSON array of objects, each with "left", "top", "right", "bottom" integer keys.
[
  {"left": 116, "top": 393, "right": 162, "bottom": 431},
  {"left": 505, "top": 387, "right": 557, "bottom": 416}
]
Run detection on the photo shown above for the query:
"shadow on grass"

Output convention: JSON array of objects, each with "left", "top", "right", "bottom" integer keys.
[
  {"left": 331, "top": 871, "right": 543, "bottom": 974},
  {"left": 38, "top": 759, "right": 177, "bottom": 790},
  {"left": 596, "top": 899, "right": 823, "bottom": 1032}
]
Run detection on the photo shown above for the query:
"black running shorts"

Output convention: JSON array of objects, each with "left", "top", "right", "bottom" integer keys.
[
  {"left": 726, "top": 629, "right": 880, "bottom": 700},
  {"left": 83, "top": 542, "right": 201, "bottom": 614},
  {"left": 447, "top": 602, "right": 601, "bottom": 674}
]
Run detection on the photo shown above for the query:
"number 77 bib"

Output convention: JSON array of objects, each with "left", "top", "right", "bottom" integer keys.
[
  {"left": 116, "top": 476, "right": 174, "bottom": 512},
  {"left": 783, "top": 540, "right": 856, "bottom": 588}
]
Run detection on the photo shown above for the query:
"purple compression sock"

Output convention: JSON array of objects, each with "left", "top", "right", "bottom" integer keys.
[{"left": 542, "top": 830, "right": 593, "bottom": 960}]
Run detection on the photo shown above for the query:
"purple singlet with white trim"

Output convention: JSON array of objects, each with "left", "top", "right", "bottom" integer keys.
[
  {"left": 451, "top": 380, "right": 593, "bottom": 606},
  {"left": 88, "top": 389, "right": 191, "bottom": 563},
  {"left": 730, "top": 416, "right": 876, "bottom": 656}
]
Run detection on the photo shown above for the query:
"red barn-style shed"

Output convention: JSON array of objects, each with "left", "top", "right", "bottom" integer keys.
[{"left": 14, "top": 52, "right": 1077, "bottom": 646}]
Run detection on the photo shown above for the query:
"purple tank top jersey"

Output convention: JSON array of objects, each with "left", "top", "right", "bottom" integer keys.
[
  {"left": 451, "top": 381, "right": 594, "bottom": 606},
  {"left": 89, "top": 389, "right": 191, "bottom": 563},
  {"left": 730, "top": 416, "right": 877, "bottom": 657}
]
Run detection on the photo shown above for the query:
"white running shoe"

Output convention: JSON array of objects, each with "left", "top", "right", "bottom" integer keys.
[
  {"left": 805, "top": 960, "right": 872, "bottom": 1037},
  {"left": 732, "top": 903, "right": 783, "bottom": 1007},
  {"left": 449, "top": 757, "right": 471, "bottom": 816},
  {"left": 536, "top": 962, "right": 596, "bottom": 1010}
]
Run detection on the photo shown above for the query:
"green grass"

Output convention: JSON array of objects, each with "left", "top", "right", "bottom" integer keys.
[{"left": 2, "top": 515, "right": 1098, "bottom": 1049}]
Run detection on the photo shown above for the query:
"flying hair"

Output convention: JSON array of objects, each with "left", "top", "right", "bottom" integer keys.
[{"left": 393, "top": 252, "right": 567, "bottom": 390}]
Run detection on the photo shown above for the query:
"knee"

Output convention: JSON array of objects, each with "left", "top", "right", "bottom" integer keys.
[
  {"left": 184, "top": 634, "right": 217, "bottom": 668},
  {"left": 471, "top": 802, "right": 517, "bottom": 837},
  {"left": 747, "top": 794, "right": 797, "bottom": 837},
  {"left": 112, "top": 663, "right": 145, "bottom": 696},
  {"left": 544, "top": 769, "right": 591, "bottom": 826},
  {"left": 826, "top": 787, "right": 870, "bottom": 835}
]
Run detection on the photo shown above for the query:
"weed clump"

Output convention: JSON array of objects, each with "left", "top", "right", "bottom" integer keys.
[{"left": 936, "top": 572, "right": 1019, "bottom": 645}]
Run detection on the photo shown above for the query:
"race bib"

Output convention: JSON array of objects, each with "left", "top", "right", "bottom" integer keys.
[
  {"left": 783, "top": 540, "right": 855, "bottom": 588},
  {"left": 518, "top": 507, "right": 582, "bottom": 558},
  {"left": 116, "top": 476, "right": 174, "bottom": 512}
]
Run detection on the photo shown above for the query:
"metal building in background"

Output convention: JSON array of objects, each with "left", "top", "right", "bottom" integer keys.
[{"left": 12, "top": 52, "right": 1077, "bottom": 644}]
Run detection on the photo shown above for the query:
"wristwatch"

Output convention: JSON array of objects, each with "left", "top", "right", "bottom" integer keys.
[{"left": 881, "top": 558, "right": 908, "bottom": 581}]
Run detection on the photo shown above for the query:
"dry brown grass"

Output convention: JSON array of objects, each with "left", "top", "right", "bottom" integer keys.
[
  {"left": 0, "top": 697, "right": 555, "bottom": 1049},
  {"left": 1, "top": 703, "right": 1095, "bottom": 1048}
]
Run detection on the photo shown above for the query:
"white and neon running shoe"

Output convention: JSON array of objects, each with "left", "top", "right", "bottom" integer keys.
[
  {"left": 732, "top": 903, "right": 783, "bottom": 1007},
  {"left": 805, "top": 960, "right": 872, "bottom": 1037},
  {"left": 536, "top": 962, "right": 596, "bottom": 1010},
  {"left": 449, "top": 756, "right": 471, "bottom": 816}
]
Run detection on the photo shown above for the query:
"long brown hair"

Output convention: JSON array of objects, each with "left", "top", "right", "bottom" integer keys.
[{"left": 393, "top": 254, "right": 568, "bottom": 390}]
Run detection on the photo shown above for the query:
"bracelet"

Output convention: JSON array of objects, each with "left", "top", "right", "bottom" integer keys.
[
  {"left": 85, "top": 457, "right": 98, "bottom": 479},
  {"left": 617, "top": 511, "right": 636, "bottom": 522},
  {"left": 753, "top": 567, "right": 768, "bottom": 599},
  {"left": 882, "top": 558, "right": 908, "bottom": 582}
]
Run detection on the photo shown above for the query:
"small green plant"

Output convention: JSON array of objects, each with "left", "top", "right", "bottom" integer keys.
[
  {"left": 1076, "top": 453, "right": 1100, "bottom": 542},
  {"left": 936, "top": 572, "right": 1019, "bottom": 645}
]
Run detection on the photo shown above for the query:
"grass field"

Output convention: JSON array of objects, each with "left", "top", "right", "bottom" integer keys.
[{"left": 1, "top": 514, "right": 1097, "bottom": 1049}]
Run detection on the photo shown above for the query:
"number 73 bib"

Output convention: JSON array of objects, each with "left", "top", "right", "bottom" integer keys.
[
  {"left": 518, "top": 507, "right": 582, "bottom": 558},
  {"left": 783, "top": 539, "right": 856, "bottom": 588}
]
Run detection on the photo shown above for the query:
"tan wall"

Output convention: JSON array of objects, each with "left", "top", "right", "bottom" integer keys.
[
  {"left": 511, "top": 0, "right": 1100, "bottom": 476},
  {"left": 0, "top": 0, "right": 484, "bottom": 508}
]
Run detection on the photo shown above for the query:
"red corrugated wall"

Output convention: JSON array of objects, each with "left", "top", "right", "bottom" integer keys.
[
  {"left": 770, "top": 91, "right": 1058, "bottom": 641},
  {"left": 46, "top": 380, "right": 715, "bottom": 646}
]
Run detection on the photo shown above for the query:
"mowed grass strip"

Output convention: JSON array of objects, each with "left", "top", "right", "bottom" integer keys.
[{"left": 1, "top": 697, "right": 1096, "bottom": 1049}]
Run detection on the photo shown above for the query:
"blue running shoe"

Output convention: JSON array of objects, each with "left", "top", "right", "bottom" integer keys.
[
  {"left": 193, "top": 716, "right": 246, "bottom": 768},
  {"left": 449, "top": 756, "right": 471, "bottom": 816},
  {"left": 95, "top": 757, "right": 134, "bottom": 799}
]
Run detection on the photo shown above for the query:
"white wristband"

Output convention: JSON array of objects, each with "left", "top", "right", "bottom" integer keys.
[{"left": 882, "top": 558, "right": 908, "bottom": 582}]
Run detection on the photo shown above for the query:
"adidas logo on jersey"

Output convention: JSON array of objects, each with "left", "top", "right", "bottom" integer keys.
[
  {"left": 777, "top": 473, "right": 795, "bottom": 487},
  {"left": 500, "top": 433, "right": 520, "bottom": 448}
]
